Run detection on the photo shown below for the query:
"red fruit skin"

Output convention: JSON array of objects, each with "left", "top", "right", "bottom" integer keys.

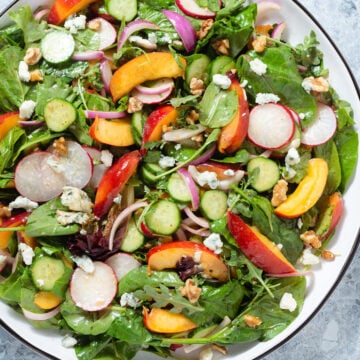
[
  {"left": 1, "top": 212, "right": 30, "bottom": 228},
  {"left": 93, "top": 150, "right": 141, "bottom": 218},
  {"left": 227, "top": 211, "right": 296, "bottom": 274}
]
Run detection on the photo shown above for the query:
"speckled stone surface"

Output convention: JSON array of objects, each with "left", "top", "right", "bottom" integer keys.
[{"left": 0, "top": 0, "right": 359, "bottom": 359}]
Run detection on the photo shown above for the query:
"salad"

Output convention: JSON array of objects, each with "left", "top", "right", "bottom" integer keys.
[{"left": 0, "top": 0, "right": 358, "bottom": 359}]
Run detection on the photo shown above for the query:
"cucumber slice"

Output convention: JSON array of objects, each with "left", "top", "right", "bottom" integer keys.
[
  {"left": 200, "top": 190, "right": 228, "bottom": 220},
  {"left": 131, "top": 111, "right": 145, "bottom": 146},
  {"left": 144, "top": 199, "right": 181, "bottom": 235},
  {"left": 41, "top": 31, "right": 75, "bottom": 64},
  {"left": 31, "top": 256, "right": 66, "bottom": 291},
  {"left": 247, "top": 157, "right": 280, "bottom": 192},
  {"left": 44, "top": 98, "right": 77, "bottom": 132},
  {"left": 185, "top": 54, "right": 211, "bottom": 86},
  {"left": 105, "top": 0, "right": 137, "bottom": 22},
  {"left": 167, "top": 172, "right": 192, "bottom": 203},
  {"left": 140, "top": 166, "right": 157, "bottom": 185},
  {"left": 143, "top": 162, "right": 163, "bottom": 175},
  {"left": 120, "top": 216, "right": 144, "bottom": 252},
  {"left": 209, "top": 56, "right": 235, "bottom": 78}
]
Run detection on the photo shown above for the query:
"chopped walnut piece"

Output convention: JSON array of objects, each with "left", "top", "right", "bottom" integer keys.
[
  {"left": 191, "top": 134, "right": 204, "bottom": 143},
  {"left": 186, "top": 109, "right": 199, "bottom": 125},
  {"left": 189, "top": 77, "right": 205, "bottom": 96},
  {"left": 179, "top": 278, "right": 202, "bottom": 303},
  {"left": 0, "top": 204, "right": 11, "bottom": 218},
  {"left": 321, "top": 249, "right": 335, "bottom": 261},
  {"left": 244, "top": 314, "right": 262, "bottom": 328},
  {"left": 197, "top": 19, "right": 214, "bottom": 40},
  {"left": 87, "top": 18, "right": 102, "bottom": 31},
  {"left": 252, "top": 35, "right": 267, "bottom": 53},
  {"left": 271, "top": 179, "right": 288, "bottom": 207},
  {"left": 303, "top": 76, "right": 329, "bottom": 93},
  {"left": 127, "top": 96, "right": 143, "bottom": 113},
  {"left": 52, "top": 137, "right": 68, "bottom": 156},
  {"left": 29, "top": 69, "right": 43, "bottom": 82},
  {"left": 212, "top": 39, "right": 230, "bottom": 55},
  {"left": 300, "top": 230, "right": 322, "bottom": 249},
  {"left": 24, "top": 47, "right": 42, "bottom": 65}
]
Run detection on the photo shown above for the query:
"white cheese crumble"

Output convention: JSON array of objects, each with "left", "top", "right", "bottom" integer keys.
[
  {"left": 240, "top": 79, "right": 248, "bottom": 88},
  {"left": 212, "top": 74, "right": 231, "bottom": 89},
  {"left": 193, "top": 250, "right": 203, "bottom": 263},
  {"left": 255, "top": 92, "right": 280, "bottom": 105},
  {"left": 197, "top": 171, "right": 218, "bottom": 189},
  {"left": 46, "top": 156, "right": 65, "bottom": 174},
  {"left": 299, "top": 113, "right": 305, "bottom": 120},
  {"left": 18, "top": 61, "right": 30, "bottom": 82},
  {"left": 100, "top": 149, "right": 113, "bottom": 167},
  {"left": 19, "top": 100, "right": 36, "bottom": 119},
  {"left": 18, "top": 243, "right": 35, "bottom": 266},
  {"left": 64, "top": 14, "right": 86, "bottom": 34},
  {"left": 129, "top": 35, "right": 157, "bottom": 50},
  {"left": 203, "top": 233, "right": 223, "bottom": 254},
  {"left": 285, "top": 147, "right": 300, "bottom": 166},
  {"left": 120, "top": 292, "right": 140, "bottom": 308},
  {"left": 224, "top": 169, "right": 235, "bottom": 176},
  {"left": 279, "top": 292, "right": 297, "bottom": 312},
  {"left": 159, "top": 155, "right": 176, "bottom": 169},
  {"left": 80, "top": 229, "right": 87, "bottom": 235},
  {"left": 72, "top": 255, "right": 94, "bottom": 274},
  {"left": 148, "top": 32, "right": 157, "bottom": 44},
  {"left": 56, "top": 210, "right": 89, "bottom": 226},
  {"left": 298, "top": 247, "right": 320, "bottom": 266},
  {"left": 301, "top": 77, "right": 313, "bottom": 93},
  {"left": 276, "top": 243, "right": 283, "bottom": 251},
  {"left": 8, "top": 196, "right": 38, "bottom": 212},
  {"left": 62, "top": 334, "right": 78, "bottom": 348},
  {"left": 174, "top": 143, "right": 182, "bottom": 151},
  {"left": 0, "top": 255, "right": 7, "bottom": 266},
  {"left": 113, "top": 195, "right": 122, "bottom": 204},
  {"left": 61, "top": 186, "right": 93, "bottom": 213},
  {"left": 249, "top": 58, "right": 267, "bottom": 75}
]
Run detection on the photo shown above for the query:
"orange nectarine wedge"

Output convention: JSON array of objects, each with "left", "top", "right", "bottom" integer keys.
[{"left": 0, "top": 111, "right": 20, "bottom": 140}]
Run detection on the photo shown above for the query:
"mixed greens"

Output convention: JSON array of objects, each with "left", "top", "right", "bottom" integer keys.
[{"left": 0, "top": 1, "right": 358, "bottom": 359}]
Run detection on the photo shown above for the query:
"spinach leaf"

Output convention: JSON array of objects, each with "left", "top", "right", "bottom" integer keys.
[
  {"left": 25, "top": 198, "right": 80, "bottom": 237},
  {"left": 238, "top": 47, "right": 317, "bottom": 126},
  {"left": 0, "top": 24, "right": 24, "bottom": 48},
  {"left": 199, "top": 82, "right": 238, "bottom": 128},
  {"left": 0, "top": 46, "right": 28, "bottom": 112}
]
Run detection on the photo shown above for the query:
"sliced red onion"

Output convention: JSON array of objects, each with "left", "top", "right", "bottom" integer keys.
[
  {"left": 184, "top": 206, "right": 209, "bottom": 228},
  {"left": 22, "top": 305, "right": 61, "bottom": 321},
  {"left": 117, "top": 20, "right": 159, "bottom": 51},
  {"left": 163, "top": 125, "right": 206, "bottom": 142},
  {"left": 175, "top": 227, "right": 187, "bottom": 241},
  {"left": 181, "top": 223, "right": 211, "bottom": 237},
  {"left": 84, "top": 109, "right": 127, "bottom": 119},
  {"left": 18, "top": 120, "right": 45, "bottom": 127},
  {"left": 131, "top": 86, "right": 173, "bottom": 104},
  {"left": 188, "top": 144, "right": 216, "bottom": 166},
  {"left": 135, "top": 78, "right": 174, "bottom": 95},
  {"left": 72, "top": 50, "right": 105, "bottom": 61},
  {"left": 162, "top": 10, "right": 197, "bottom": 52},
  {"left": 271, "top": 22, "right": 286, "bottom": 40},
  {"left": 100, "top": 59, "right": 112, "bottom": 93},
  {"left": 178, "top": 167, "right": 200, "bottom": 210},
  {"left": 109, "top": 201, "right": 148, "bottom": 250},
  {"left": 34, "top": 8, "right": 50, "bottom": 21}
]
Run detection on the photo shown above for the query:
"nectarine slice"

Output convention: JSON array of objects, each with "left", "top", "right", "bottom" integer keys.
[{"left": 110, "top": 52, "right": 186, "bottom": 101}]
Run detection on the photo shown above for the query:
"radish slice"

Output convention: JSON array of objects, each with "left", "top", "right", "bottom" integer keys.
[
  {"left": 117, "top": 19, "right": 159, "bottom": 51},
  {"left": 178, "top": 167, "right": 200, "bottom": 210},
  {"left": 34, "top": 8, "right": 50, "bottom": 22},
  {"left": 83, "top": 147, "right": 110, "bottom": 188},
  {"left": 100, "top": 59, "right": 113, "bottom": 93},
  {"left": 284, "top": 106, "right": 301, "bottom": 127},
  {"left": 248, "top": 103, "right": 295, "bottom": 150},
  {"left": 163, "top": 125, "right": 206, "bottom": 142},
  {"left": 256, "top": 1, "right": 281, "bottom": 22},
  {"left": 72, "top": 50, "right": 104, "bottom": 61},
  {"left": 301, "top": 103, "right": 337, "bottom": 146},
  {"left": 70, "top": 261, "right": 117, "bottom": 312},
  {"left": 162, "top": 10, "right": 197, "bottom": 52},
  {"left": 175, "top": 0, "right": 216, "bottom": 19},
  {"left": 88, "top": 17, "right": 117, "bottom": 50},
  {"left": 105, "top": 253, "right": 141, "bottom": 281},
  {"left": 22, "top": 305, "right": 61, "bottom": 321},
  {"left": 15, "top": 151, "right": 67, "bottom": 202},
  {"left": 131, "top": 86, "right": 173, "bottom": 104},
  {"left": 271, "top": 22, "right": 286, "bottom": 40},
  {"left": 135, "top": 78, "right": 174, "bottom": 95},
  {"left": 47, "top": 141, "right": 93, "bottom": 189},
  {"left": 84, "top": 109, "right": 127, "bottom": 119}
]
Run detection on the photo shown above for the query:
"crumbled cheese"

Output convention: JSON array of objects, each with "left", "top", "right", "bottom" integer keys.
[
  {"left": 62, "top": 335, "right": 78, "bottom": 348},
  {"left": 19, "top": 100, "right": 36, "bottom": 119},
  {"left": 174, "top": 143, "right": 182, "bottom": 151},
  {"left": 197, "top": 171, "right": 218, "bottom": 189},
  {"left": 302, "top": 77, "right": 313, "bottom": 93},
  {"left": 64, "top": 14, "right": 86, "bottom": 34},
  {"left": 72, "top": 255, "right": 94, "bottom": 273},
  {"left": 212, "top": 74, "right": 231, "bottom": 89},
  {"left": 36, "top": 279, "right": 45, "bottom": 287},
  {"left": 0, "top": 255, "right": 7, "bottom": 266},
  {"left": 298, "top": 247, "right": 320, "bottom": 266},
  {"left": 299, "top": 113, "right": 305, "bottom": 120},
  {"left": 279, "top": 292, "right": 297, "bottom": 312},
  {"left": 56, "top": 210, "right": 89, "bottom": 226},
  {"left": 276, "top": 243, "right": 283, "bottom": 251},
  {"left": 290, "top": 138, "right": 301, "bottom": 149},
  {"left": 113, "top": 195, "right": 122, "bottom": 204},
  {"left": 224, "top": 169, "right": 235, "bottom": 176},
  {"left": 18, "top": 61, "right": 30, "bottom": 82},
  {"left": 240, "top": 79, "right": 248, "bottom": 88},
  {"left": 285, "top": 147, "right": 300, "bottom": 166},
  {"left": 61, "top": 186, "right": 93, "bottom": 213},
  {"left": 249, "top": 58, "right": 267, "bottom": 76},
  {"left": 284, "top": 166, "right": 296, "bottom": 179},
  {"left": 80, "top": 229, "right": 87, "bottom": 235},
  {"left": 46, "top": 156, "right": 65, "bottom": 174},
  {"left": 148, "top": 32, "right": 157, "bottom": 44},
  {"left": 18, "top": 243, "right": 35, "bottom": 266},
  {"left": 120, "top": 292, "right": 140, "bottom": 308},
  {"left": 129, "top": 35, "right": 157, "bottom": 50},
  {"left": 255, "top": 92, "right": 280, "bottom": 105},
  {"left": 8, "top": 196, "right": 38, "bottom": 212},
  {"left": 297, "top": 218, "right": 303, "bottom": 229},
  {"left": 100, "top": 150, "right": 113, "bottom": 167},
  {"left": 193, "top": 250, "right": 202, "bottom": 263},
  {"left": 203, "top": 233, "right": 223, "bottom": 254},
  {"left": 159, "top": 155, "right": 176, "bottom": 169}
]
